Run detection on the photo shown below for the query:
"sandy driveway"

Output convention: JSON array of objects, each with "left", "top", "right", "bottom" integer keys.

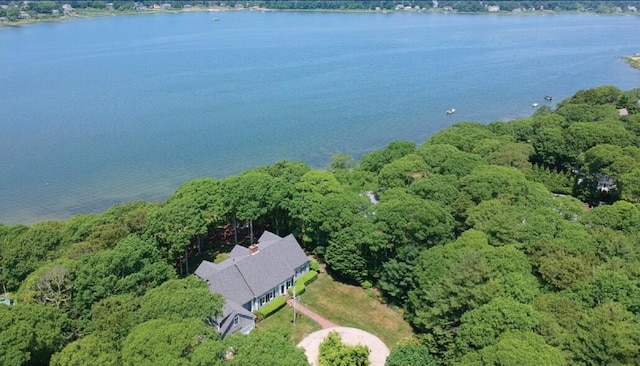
[{"left": 297, "top": 327, "right": 390, "bottom": 366}]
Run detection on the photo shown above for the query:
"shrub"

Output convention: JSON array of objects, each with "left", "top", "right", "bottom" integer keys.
[
  {"left": 299, "top": 270, "right": 318, "bottom": 285},
  {"left": 288, "top": 270, "right": 318, "bottom": 297},
  {"left": 289, "top": 279, "right": 307, "bottom": 296},
  {"left": 310, "top": 259, "right": 321, "bottom": 272},
  {"left": 319, "top": 331, "right": 370, "bottom": 366},
  {"left": 255, "top": 295, "right": 286, "bottom": 320}
]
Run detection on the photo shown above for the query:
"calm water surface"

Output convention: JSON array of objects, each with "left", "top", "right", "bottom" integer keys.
[{"left": 1, "top": 12, "right": 639, "bottom": 224}]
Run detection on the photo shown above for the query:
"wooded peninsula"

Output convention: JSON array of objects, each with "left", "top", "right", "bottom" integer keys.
[{"left": 1, "top": 85, "right": 640, "bottom": 365}]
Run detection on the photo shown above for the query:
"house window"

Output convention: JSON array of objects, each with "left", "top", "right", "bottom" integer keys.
[{"left": 233, "top": 315, "right": 239, "bottom": 326}]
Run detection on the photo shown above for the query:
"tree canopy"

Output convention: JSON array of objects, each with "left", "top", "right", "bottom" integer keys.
[{"left": 2, "top": 85, "right": 639, "bottom": 366}]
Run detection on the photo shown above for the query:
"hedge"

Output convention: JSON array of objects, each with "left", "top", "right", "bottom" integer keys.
[
  {"left": 288, "top": 270, "right": 318, "bottom": 297},
  {"left": 310, "top": 259, "right": 321, "bottom": 272},
  {"left": 255, "top": 295, "right": 286, "bottom": 320}
]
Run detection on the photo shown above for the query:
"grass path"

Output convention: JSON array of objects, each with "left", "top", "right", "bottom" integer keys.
[{"left": 298, "top": 272, "right": 414, "bottom": 348}]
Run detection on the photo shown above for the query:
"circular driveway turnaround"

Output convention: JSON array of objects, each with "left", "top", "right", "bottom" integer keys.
[{"left": 297, "top": 327, "right": 390, "bottom": 366}]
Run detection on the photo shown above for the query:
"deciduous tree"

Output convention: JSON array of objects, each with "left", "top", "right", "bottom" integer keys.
[
  {"left": 458, "top": 331, "right": 565, "bottom": 366},
  {"left": 427, "top": 122, "right": 495, "bottom": 153},
  {"left": 360, "top": 140, "right": 416, "bottom": 173},
  {"left": 571, "top": 302, "right": 640, "bottom": 365},
  {"left": 220, "top": 328, "right": 310, "bottom": 366},
  {"left": 50, "top": 334, "right": 120, "bottom": 366},
  {"left": 72, "top": 236, "right": 175, "bottom": 316},
  {"left": 137, "top": 276, "right": 223, "bottom": 323},
  {"left": 385, "top": 342, "right": 434, "bottom": 366},
  {"left": 0, "top": 304, "right": 69, "bottom": 365},
  {"left": 121, "top": 318, "right": 221, "bottom": 366}
]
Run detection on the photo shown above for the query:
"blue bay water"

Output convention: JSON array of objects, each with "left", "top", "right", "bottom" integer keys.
[{"left": 1, "top": 12, "right": 639, "bottom": 224}]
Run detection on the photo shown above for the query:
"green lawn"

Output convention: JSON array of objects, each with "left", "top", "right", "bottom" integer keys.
[
  {"left": 257, "top": 304, "right": 322, "bottom": 344},
  {"left": 299, "top": 272, "right": 415, "bottom": 348}
]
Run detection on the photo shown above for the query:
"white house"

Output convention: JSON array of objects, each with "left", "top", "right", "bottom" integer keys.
[
  {"left": 194, "top": 231, "right": 309, "bottom": 338},
  {"left": 62, "top": 4, "right": 73, "bottom": 14},
  {"left": 596, "top": 174, "right": 617, "bottom": 192}
]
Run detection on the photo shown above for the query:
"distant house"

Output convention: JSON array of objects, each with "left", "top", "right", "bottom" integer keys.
[
  {"left": 62, "top": 4, "right": 73, "bottom": 15},
  {"left": 195, "top": 231, "right": 309, "bottom": 339},
  {"left": 487, "top": 5, "right": 500, "bottom": 12},
  {"left": 364, "top": 191, "right": 379, "bottom": 205},
  {"left": 18, "top": 11, "right": 30, "bottom": 19},
  {"left": 618, "top": 108, "right": 629, "bottom": 117},
  {"left": 596, "top": 174, "right": 617, "bottom": 192},
  {"left": 134, "top": 2, "right": 147, "bottom": 11},
  {"left": 106, "top": 3, "right": 114, "bottom": 10},
  {"left": 0, "top": 17, "right": 8, "bottom": 23},
  {"left": 161, "top": 3, "right": 171, "bottom": 10},
  {"left": 183, "top": 4, "right": 193, "bottom": 9},
  {"left": 52, "top": 9, "right": 59, "bottom": 15}
]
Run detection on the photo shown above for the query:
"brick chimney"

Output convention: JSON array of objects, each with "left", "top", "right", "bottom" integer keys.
[{"left": 248, "top": 243, "right": 259, "bottom": 255}]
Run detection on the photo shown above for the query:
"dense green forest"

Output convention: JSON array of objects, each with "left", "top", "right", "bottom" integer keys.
[
  {"left": 3, "top": 1, "right": 640, "bottom": 23},
  {"left": 1, "top": 85, "right": 640, "bottom": 365}
]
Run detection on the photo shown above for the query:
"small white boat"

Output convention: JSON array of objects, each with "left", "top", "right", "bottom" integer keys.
[
  {"left": 532, "top": 103, "right": 539, "bottom": 107},
  {"left": 446, "top": 108, "right": 456, "bottom": 114}
]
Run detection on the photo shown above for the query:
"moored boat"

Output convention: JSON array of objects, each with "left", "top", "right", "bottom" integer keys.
[{"left": 446, "top": 108, "right": 456, "bottom": 114}]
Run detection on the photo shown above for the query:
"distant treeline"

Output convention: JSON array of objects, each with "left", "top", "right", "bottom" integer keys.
[
  {"left": 3, "top": 0, "right": 640, "bottom": 19},
  {"left": 240, "top": 1, "right": 640, "bottom": 12}
]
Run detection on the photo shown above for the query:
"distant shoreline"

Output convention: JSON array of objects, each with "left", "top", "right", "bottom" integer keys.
[
  {"left": 2, "top": 6, "right": 639, "bottom": 28},
  {"left": 624, "top": 54, "right": 640, "bottom": 71}
]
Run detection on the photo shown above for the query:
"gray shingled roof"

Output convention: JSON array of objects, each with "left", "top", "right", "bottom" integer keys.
[
  {"left": 194, "top": 232, "right": 308, "bottom": 306},
  {"left": 210, "top": 264, "right": 255, "bottom": 305},
  {"left": 229, "top": 245, "right": 248, "bottom": 259},
  {"left": 256, "top": 231, "right": 282, "bottom": 248},
  {"left": 216, "top": 300, "right": 256, "bottom": 339}
]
